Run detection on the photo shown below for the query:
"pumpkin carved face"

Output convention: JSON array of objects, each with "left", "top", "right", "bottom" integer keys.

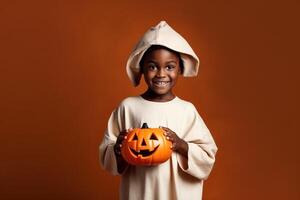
[{"left": 121, "top": 123, "right": 172, "bottom": 166}]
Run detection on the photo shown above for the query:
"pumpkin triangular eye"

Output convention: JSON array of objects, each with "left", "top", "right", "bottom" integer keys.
[
  {"left": 133, "top": 133, "right": 138, "bottom": 140},
  {"left": 150, "top": 133, "right": 158, "bottom": 140}
]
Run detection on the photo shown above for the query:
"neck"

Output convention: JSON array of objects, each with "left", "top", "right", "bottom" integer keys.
[{"left": 141, "top": 89, "right": 175, "bottom": 102}]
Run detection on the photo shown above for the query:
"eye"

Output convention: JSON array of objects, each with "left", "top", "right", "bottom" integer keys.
[
  {"left": 148, "top": 65, "right": 157, "bottom": 71},
  {"left": 150, "top": 133, "right": 158, "bottom": 140},
  {"left": 145, "top": 63, "right": 157, "bottom": 71},
  {"left": 133, "top": 133, "right": 138, "bottom": 140},
  {"left": 166, "top": 65, "right": 175, "bottom": 71}
]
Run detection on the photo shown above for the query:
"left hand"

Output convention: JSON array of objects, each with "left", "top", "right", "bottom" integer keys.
[{"left": 160, "top": 126, "right": 188, "bottom": 157}]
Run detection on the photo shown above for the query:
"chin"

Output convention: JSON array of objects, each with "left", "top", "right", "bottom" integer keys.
[{"left": 151, "top": 89, "right": 170, "bottom": 96}]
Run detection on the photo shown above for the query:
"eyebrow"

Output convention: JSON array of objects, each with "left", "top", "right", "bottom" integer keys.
[
  {"left": 145, "top": 60, "right": 178, "bottom": 64},
  {"left": 165, "top": 61, "right": 177, "bottom": 64}
]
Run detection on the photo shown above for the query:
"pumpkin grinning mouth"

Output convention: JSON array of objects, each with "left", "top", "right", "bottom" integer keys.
[{"left": 129, "top": 145, "right": 159, "bottom": 157}]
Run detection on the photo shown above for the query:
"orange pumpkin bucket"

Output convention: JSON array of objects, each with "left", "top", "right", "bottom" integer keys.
[{"left": 121, "top": 123, "right": 172, "bottom": 166}]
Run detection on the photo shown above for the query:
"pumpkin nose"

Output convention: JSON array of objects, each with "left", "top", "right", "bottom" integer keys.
[{"left": 141, "top": 139, "right": 147, "bottom": 146}]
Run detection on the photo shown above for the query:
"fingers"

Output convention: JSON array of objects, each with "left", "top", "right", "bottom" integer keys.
[
  {"left": 117, "top": 134, "right": 127, "bottom": 142},
  {"left": 165, "top": 135, "right": 175, "bottom": 142},
  {"left": 160, "top": 126, "right": 180, "bottom": 151},
  {"left": 160, "top": 126, "right": 171, "bottom": 132},
  {"left": 116, "top": 128, "right": 133, "bottom": 147},
  {"left": 161, "top": 127, "right": 175, "bottom": 139},
  {"left": 161, "top": 126, "right": 176, "bottom": 146},
  {"left": 170, "top": 142, "right": 176, "bottom": 150},
  {"left": 114, "top": 143, "right": 122, "bottom": 155},
  {"left": 120, "top": 128, "right": 133, "bottom": 135},
  {"left": 115, "top": 128, "right": 133, "bottom": 156},
  {"left": 160, "top": 126, "right": 173, "bottom": 135},
  {"left": 119, "top": 129, "right": 128, "bottom": 136},
  {"left": 118, "top": 128, "right": 133, "bottom": 142}
]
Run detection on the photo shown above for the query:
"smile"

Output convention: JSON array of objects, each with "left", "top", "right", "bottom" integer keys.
[
  {"left": 153, "top": 81, "right": 170, "bottom": 87},
  {"left": 130, "top": 145, "right": 159, "bottom": 157}
]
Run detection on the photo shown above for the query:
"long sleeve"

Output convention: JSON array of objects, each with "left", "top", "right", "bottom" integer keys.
[
  {"left": 177, "top": 104, "right": 218, "bottom": 180},
  {"left": 99, "top": 109, "right": 122, "bottom": 175},
  {"left": 99, "top": 96, "right": 218, "bottom": 200}
]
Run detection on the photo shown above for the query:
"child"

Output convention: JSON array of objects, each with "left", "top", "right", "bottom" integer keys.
[{"left": 99, "top": 21, "right": 217, "bottom": 200}]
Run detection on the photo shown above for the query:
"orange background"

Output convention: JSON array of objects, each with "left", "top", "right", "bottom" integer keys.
[{"left": 1, "top": 0, "right": 299, "bottom": 199}]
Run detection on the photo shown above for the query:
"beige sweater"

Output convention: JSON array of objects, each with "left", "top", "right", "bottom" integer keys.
[{"left": 99, "top": 96, "right": 217, "bottom": 200}]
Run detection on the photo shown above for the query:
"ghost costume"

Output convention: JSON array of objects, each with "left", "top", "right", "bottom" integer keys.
[
  {"left": 99, "top": 96, "right": 217, "bottom": 200},
  {"left": 99, "top": 21, "right": 217, "bottom": 200}
]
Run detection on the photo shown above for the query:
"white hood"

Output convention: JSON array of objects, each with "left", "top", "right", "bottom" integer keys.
[{"left": 126, "top": 21, "right": 200, "bottom": 87}]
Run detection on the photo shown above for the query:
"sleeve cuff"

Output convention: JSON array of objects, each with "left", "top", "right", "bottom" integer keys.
[
  {"left": 176, "top": 142, "right": 192, "bottom": 171},
  {"left": 103, "top": 144, "right": 120, "bottom": 175}
]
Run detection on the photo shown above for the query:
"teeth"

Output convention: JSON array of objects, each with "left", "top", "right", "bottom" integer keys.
[{"left": 155, "top": 81, "right": 168, "bottom": 86}]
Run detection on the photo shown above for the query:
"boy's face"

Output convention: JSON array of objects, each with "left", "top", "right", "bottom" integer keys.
[{"left": 141, "top": 48, "right": 181, "bottom": 97}]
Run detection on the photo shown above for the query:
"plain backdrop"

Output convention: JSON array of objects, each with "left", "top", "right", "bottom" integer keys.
[{"left": 1, "top": 0, "right": 299, "bottom": 199}]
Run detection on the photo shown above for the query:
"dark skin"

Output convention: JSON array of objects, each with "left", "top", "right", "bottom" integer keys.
[
  {"left": 114, "top": 46, "right": 188, "bottom": 173},
  {"left": 114, "top": 129, "right": 130, "bottom": 173}
]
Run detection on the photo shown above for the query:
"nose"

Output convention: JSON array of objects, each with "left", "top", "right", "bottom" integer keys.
[
  {"left": 141, "top": 139, "right": 147, "bottom": 146},
  {"left": 156, "top": 68, "right": 166, "bottom": 77}
]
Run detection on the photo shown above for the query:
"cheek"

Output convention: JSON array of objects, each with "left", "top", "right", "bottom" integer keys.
[
  {"left": 143, "top": 75, "right": 151, "bottom": 85},
  {"left": 170, "top": 72, "right": 180, "bottom": 82},
  {"left": 143, "top": 72, "right": 155, "bottom": 83}
]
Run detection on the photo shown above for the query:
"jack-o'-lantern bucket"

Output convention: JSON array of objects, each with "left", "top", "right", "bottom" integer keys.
[{"left": 121, "top": 123, "right": 172, "bottom": 166}]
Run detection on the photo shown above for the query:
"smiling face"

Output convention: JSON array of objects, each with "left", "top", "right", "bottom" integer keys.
[
  {"left": 121, "top": 126, "right": 172, "bottom": 165},
  {"left": 140, "top": 46, "right": 182, "bottom": 101},
  {"left": 128, "top": 132, "right": 160, "bottom": 157}
]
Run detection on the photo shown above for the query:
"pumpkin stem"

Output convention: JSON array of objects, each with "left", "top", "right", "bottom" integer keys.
[{"left": 141, "top": 123, "right": 149, "bottom": 129}]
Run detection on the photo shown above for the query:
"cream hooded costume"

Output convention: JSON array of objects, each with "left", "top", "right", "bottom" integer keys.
[{"left": 99, "top": 21, "right": 217, "bottom": 200}]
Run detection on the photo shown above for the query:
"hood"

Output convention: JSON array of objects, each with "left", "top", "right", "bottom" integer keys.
[{"left": 126, "top": 21, "right": 200, "bottom": 86}]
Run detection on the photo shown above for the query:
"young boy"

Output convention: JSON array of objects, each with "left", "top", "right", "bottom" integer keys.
[{"left": 99, "top": 21, "right": 217, "bottom": 200}]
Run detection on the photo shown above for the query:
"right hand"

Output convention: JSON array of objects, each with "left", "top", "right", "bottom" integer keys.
[{"left": 114, "top": 129, "right": 131, "bottom": 156}]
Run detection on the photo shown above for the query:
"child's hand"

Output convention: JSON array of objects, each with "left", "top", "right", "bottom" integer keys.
[
  {"left": 160, "top": 126, "right": 189, "bottom": 158},
  {"left": 114, "top": 129, "right": 132, "bottom": 156},
  {"left": 114, "top": 128, "right": 133, "bottom": 173}
]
